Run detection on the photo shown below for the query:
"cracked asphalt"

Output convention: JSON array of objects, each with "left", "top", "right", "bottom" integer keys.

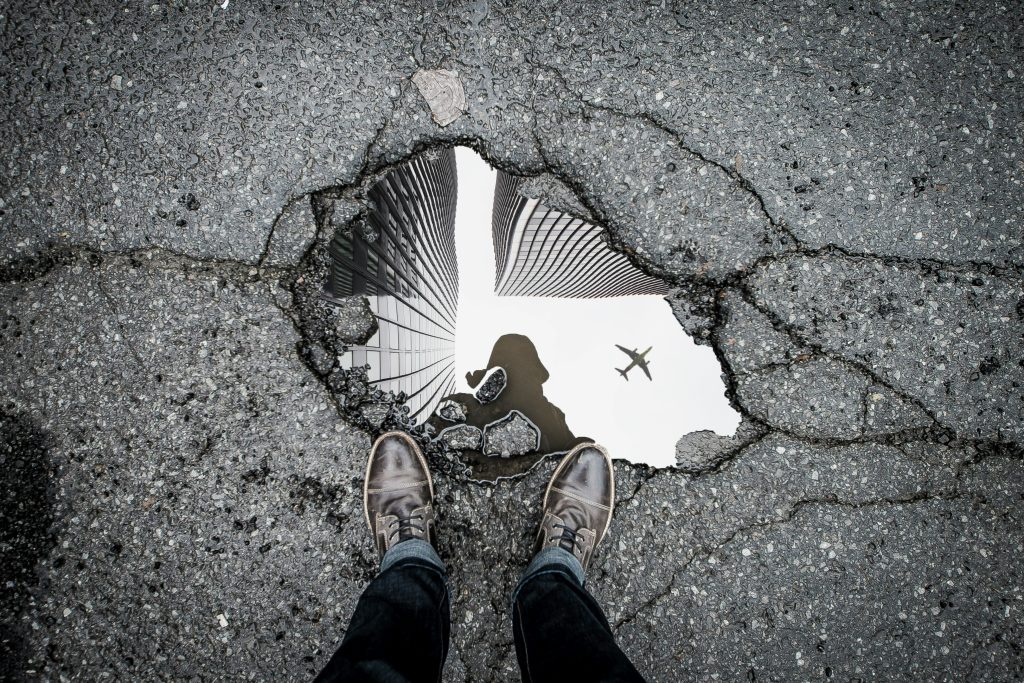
[{"left": 2, "top": 1, "right": 1022, "bottom": 680}]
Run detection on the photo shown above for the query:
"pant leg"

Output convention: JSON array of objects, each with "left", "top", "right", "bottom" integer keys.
[
  {"left": 315, "top": 540, "right": 450, "bottom": 683},
  {"left": 512, "top": 547, "right": 646, "bottom": 683}
]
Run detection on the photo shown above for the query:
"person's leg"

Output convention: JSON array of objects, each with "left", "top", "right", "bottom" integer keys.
[
  {"left": 315, "top": 432, "right": 450, "bottom": 683},
  {"left": 512, "top": 443, "right": 646, "bottom": 683},
  {"left": 315, "top": 540, "right": 449, "bottom": 683}
]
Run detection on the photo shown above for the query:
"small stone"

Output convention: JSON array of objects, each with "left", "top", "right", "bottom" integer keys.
[
  {"left": 327, "top": 296, "right": 377, "bottom": 345},
  {"left": 474, "top": 367, "right": 507, "bottom": 404},
  {"left": 217, "top": 613, "right": 228, "bottom": 628},
  {"left": 436, "top": 400, "right": 468, "bottom": 423},
  {"left": 359, "top": 402, "right": 390, "bottom": 429},
  {"left": 110, "top": 75, "right": 123, "bottom": 90},
  {"left": 179, "top": 192, "right": 200, "bottom": 211},
  {"left": 436, "top": 424, "right": 482, "bottom": 450},
  {"left": 411, "top": 69, "right": 466, "bottom": 127},
  {"left": 482, "top": 410, "right": 540, "bottom": 458}
]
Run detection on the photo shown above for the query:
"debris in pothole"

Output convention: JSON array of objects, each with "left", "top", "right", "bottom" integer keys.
[
  {"left": 359, "top": 402, "right": 390, "bottom": 429},
  {"left": 411, "top": 69, "right": 466, "bottom": 126},
  {"left": 429, "top": 333, "right": 580, "bottom": 478},
  {"left": 299, "top": 341, "right": 336, "bottom": 377},
  {"left": 436, "top": 399, "right": 468, "bottom": 422},
  {"left": 483, "top": 410, "right": 540, "bottom": 458},
  {"left": 436, "top": 424, "right": 483, "bottom": 450},
  {"left": 474, "top": 367, "right": 507, "bottom": 404},
  {"left": 327, "top": 296, "right": 377, "bottom": 345}
]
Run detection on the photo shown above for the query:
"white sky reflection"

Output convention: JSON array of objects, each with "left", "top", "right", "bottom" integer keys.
[{"left": 452, "top": 147, "right": 739, "bottom": 467}]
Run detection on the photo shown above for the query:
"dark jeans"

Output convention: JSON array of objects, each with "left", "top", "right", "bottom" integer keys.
[{"left": 315, "top": 541, "right": 645, "bottom": 683}]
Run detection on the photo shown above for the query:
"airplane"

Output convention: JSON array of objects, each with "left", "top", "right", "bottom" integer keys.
[{"left": 615, "top": 344, "right": 653, "bottom": 381}]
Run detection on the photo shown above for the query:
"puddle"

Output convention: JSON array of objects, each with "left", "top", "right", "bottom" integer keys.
[{"left": 332, "top": 146, "right": 740, "bottom": 474}]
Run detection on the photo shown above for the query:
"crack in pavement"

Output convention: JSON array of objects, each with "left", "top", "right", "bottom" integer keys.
[
  {"left": 532, "top": 62, "right": 1024, "bottom": 279},
  {"left": 611, "top": 489, "right": 971, "bottom": 634},
  {"left": 0, "top": 244, "right": 288, "bottom": 287},
  {"left": 608, "top": 433, "right": 1021, "bottom": 634},
  {"left": 531, "top": 62, "right": 1024, "bottom": 281},
  {"left": 581, "top": 99, "right": 802, "bottom": 251},
  {"left": 94, "top": 274, "right": 149, "bottom": 375},
  {"left": 732, "top": 282, "right": 950, "bottom": 435}
]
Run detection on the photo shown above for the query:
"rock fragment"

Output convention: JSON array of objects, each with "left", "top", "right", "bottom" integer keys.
[
  {"left": 436, "top": 424, "right": 483, "bottom": 450},
  {"left": 327, "top": 296, "right": 377, "bottom": 345},
  {"left": 482, "top": 410, "right": 540, "bottom": 458},
  {"left": 359, "top": 402, "right": 390, "bottom": 429},
  {"left": 411, "top": 69, "right": 466, "bottom": 127},
  {"left": 436, "top": 399, "right": 468, "bottom": 423},
  {"left": 299, "top": 340, "right": 336, "bottom": 376},
  {"left": 474, "top": 367, "right": 507, "bottom": 404},
  {"left": 674, "top": 419, "right": 764, "bottom": 472}
]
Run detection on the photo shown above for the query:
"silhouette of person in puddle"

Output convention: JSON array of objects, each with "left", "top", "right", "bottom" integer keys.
[{"left": 445, "top": 333, "right": 582, "bottom": 454}]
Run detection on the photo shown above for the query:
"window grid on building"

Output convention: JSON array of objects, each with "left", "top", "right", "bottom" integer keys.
[
  {"left": 325, "top": 149, "right": 459, "bottom": 420},
  {"left": 492, "top": 171, "right": 669, "bottom": 299}
]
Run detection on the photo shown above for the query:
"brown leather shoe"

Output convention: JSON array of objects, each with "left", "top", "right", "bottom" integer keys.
[
  {"left": 535, "top": 442, "right": 615, "bottom": 571},
  {"left": 363, "top": 431, "right": 436, "bottom": 560}
]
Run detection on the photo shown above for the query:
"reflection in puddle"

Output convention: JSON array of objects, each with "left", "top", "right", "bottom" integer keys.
[
  {"left": 493, "top": 172, "right": 668, "bottom": 298},
  {"left": 429, "top": 333, "right": 591, "bottom": 479},
  {"left": 328, "top": 146, "right": 740, "bottom": 474},
  {"left": 327, "top": 149, "right": 459, "bottom": 421},
  {"left": 452, "top": 148, "right": 739, "bottom": 472}
]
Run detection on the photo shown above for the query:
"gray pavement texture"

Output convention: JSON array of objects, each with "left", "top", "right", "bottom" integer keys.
[
  {"left": 481, "top": 410, "right": 540, "bottom": 458},
  {"left": 1, "top": 1, "right": 1022, "bottom": 681}
]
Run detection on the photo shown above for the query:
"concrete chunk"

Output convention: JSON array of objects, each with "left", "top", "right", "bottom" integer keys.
[
  {"left": 482, "top": 410, "right": 540, "bottom": 458},
  {"left": 436, "top": 424, "right": 483, "bottom": 450},
  {"left": 411, "top": 69, "right": 466, "bottom": 127}
]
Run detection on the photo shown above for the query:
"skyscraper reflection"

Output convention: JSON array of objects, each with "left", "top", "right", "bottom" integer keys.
[
  {"left": 325, "top": 148, "right": 459, "bottom": 420},
  {"left": 491, "top": 171, "right": 668, "bottom": 298}
]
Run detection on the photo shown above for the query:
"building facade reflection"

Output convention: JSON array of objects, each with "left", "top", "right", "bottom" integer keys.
[
  {"left": 326, "top": 149, "right": 459, "bottom": 420},
  {"left": 491, "top": 171, "right": 669, "bottom": 298}
]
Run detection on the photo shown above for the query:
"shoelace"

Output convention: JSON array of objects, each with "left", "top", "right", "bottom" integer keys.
[
  {"left": 552, "top": 523, "right": 584, "bottom": 553},
  {"left": 387, "top": 513, "right": 425, "bottom": 542}
]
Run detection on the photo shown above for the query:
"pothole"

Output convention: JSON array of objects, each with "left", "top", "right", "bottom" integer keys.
[{"left": 312, "top": 146, "right": 740, "bottom": 478}]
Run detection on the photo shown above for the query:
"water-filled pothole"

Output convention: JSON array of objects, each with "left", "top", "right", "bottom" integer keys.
[{"left": 327, "top": 146, "right": 739, "bottom": 477}]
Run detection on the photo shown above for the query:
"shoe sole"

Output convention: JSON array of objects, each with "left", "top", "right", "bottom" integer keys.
[
  {"left": 542, "top": 441, "right": 615, "bottom": 545},
  {"left": 363, "top": 431, "right": 435, "bottom": 534}
]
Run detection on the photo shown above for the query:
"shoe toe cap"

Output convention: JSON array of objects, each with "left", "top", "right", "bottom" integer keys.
[
  {"left": 368, "top": 433, "right": 428, "bottom": 487},
  {"left": 556, "top": 445, "right": 614, "bottom": 507}
]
